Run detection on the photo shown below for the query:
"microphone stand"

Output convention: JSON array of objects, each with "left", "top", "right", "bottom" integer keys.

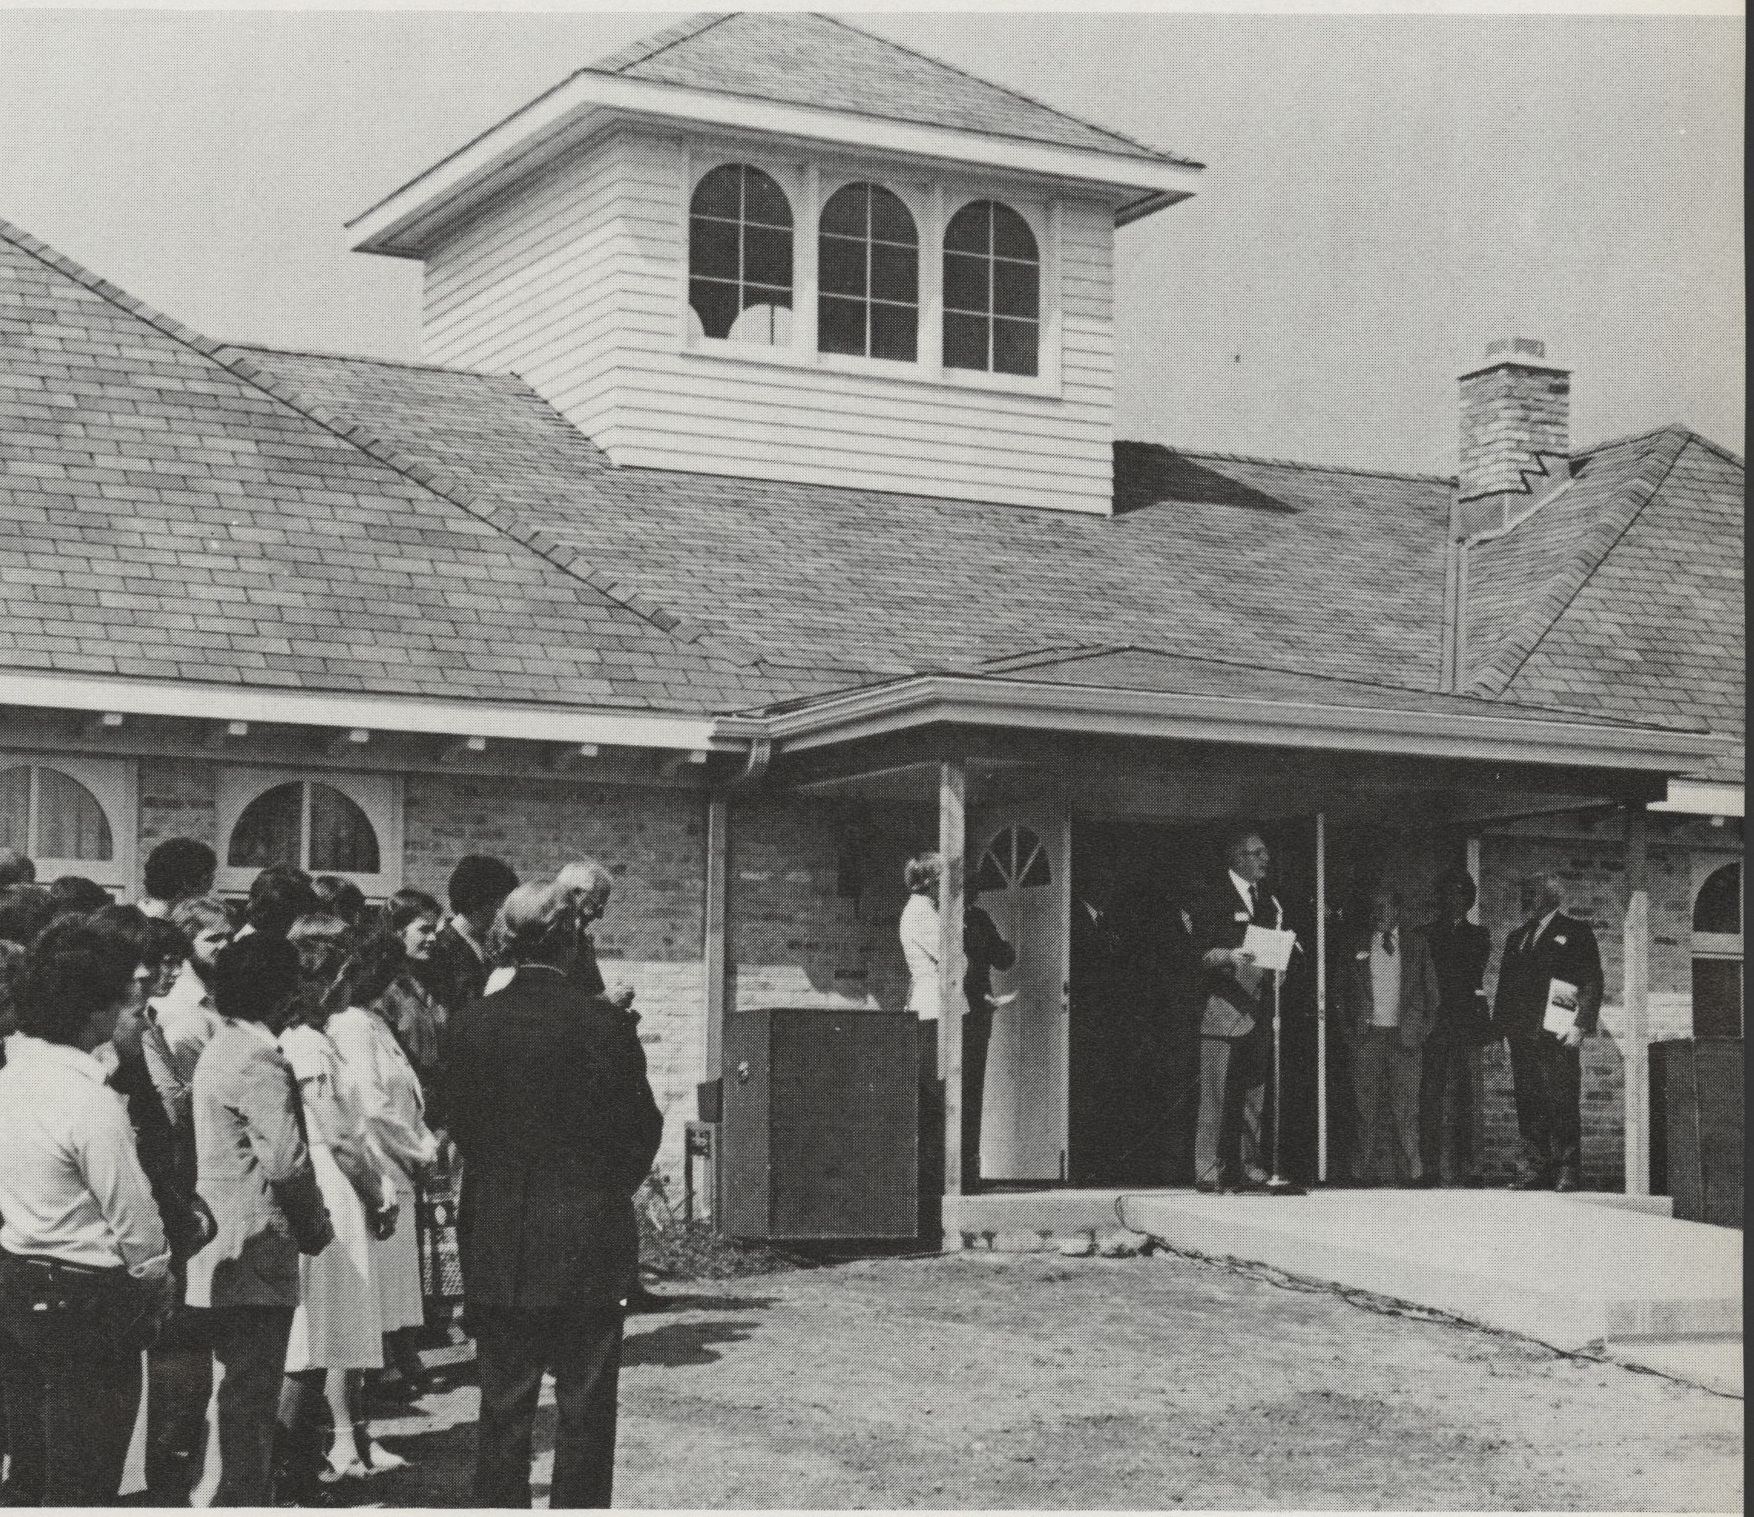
[{"left": 1263, "top": 896, "right": 1304, "bottom": 1196}]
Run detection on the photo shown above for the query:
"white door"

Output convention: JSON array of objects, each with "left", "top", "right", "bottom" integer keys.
[{"left": 970, "top": 806, "right": 1069, "bottom": 1181}]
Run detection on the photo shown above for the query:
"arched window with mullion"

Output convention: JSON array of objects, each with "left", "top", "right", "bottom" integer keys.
[
  {"left": 689, "top": 163, "right": 794, "bottom": 346},
  {"left": 943, "top": 200, "right": 1040, "bottom": 377},
  {"left": 818, "top": 183, "right": 919, "bottom": 362}
]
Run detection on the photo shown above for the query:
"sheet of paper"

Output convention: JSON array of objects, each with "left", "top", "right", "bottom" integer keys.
[
  {"left": 1242, "top": 925, "right": 1297, "bottom": 974},
  {"left": 1543, "top": 977, "right": 1579, "bottom": 1036}
]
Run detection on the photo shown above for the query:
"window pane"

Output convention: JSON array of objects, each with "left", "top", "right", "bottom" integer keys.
[
  {"left": 1694, "top": 864, "right": 1741, "bottom": 935},
  {"left": 229, "top": 782, "right": 302, "bottom": 869},
  {"left": 993, "top": 318, "right": 1039, "bottom": 377},
  {"left": 870, "top": 187, "right": 917, "bottom": 246},
  {"left": 743, "top": 224, "right": 793, "bottom": 290},
  {"left": 994, "top": 258, "right": 1039, "bottom": 320},
  {"left": 730, "top": 299, "right": 793, "bottom": 347},
  {"left": 818, "top": 235, "right": 866, "bottom": 298},
  {"left": 690, "top": 279, "right": 739, "bottom": 341},
  {"left": 35, "top": 768, "right": 111, "bottom": 861},
  {"left": 1692, "top": 958, "right": 1743, "bottom": 1038},
  {"left": 0, "top": 767, "right": 27, "bottom": 855},
  {"left": 818, "top": 295, "right": 866, "bottom": 356},
  {"left": 819, "top": 184, "right": 866, "bottom": 238},
  {"left": 944, "top": 202, "right": 989, "bottom": 255},
  {"left": 974, "top": 848, "right": 1008, "bottom": 896},
  {"left": 943, "top": 253, "right": 988, "bottom": 315},
  {"left": 309, "top": 784, "right": 379, "bottom": 874},
  {"left": 689, "top": 218, "right": 738, "bottom": 280},
  {"left": 870, "top": 243, "right": 917, "bottom": 305},
  {"left": 944, "top": 312, "right": 988, "bottom": 371},
  {"left": 870, "top": 302, "right": 917, "bottom": 363},
  {"left": 691, "top": 164, "right": 742, "bottom": 221},
  {"left": 743, "top": 167, "right": 793, "bottom": 230},
  {"left": 992, "top": 203, "right": 1039, "bottom": 262}
]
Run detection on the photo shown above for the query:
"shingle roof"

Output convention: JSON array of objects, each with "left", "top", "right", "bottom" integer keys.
[
  {"left": 0, "top": 217, "right": 776, "bottom": 712},
  {"left": 583, "top": 12, "right": 1195, "bottom": 167},
  {"left": 222, "top": 346, "right": 1459, "bottom": 702},
  {"left": 1464, "top": 427, "right": 1744, "bottom": 782}
]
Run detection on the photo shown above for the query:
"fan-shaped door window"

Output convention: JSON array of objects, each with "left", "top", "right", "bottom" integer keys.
[
  {"left": 943, "top": 200, "right": 1040, "bottom": 377},
  {"left": 973, "top": 824, "right": 1052, "bottom": 895},
  {"left": 689, "top": 163, "right": 794, "bottom": 346},
  {"left": 1691, "top": 862, "right": 1742, "bottom": 1038},
  {"left": 818, "top": 182, "right": 918, "bottom": 362},
  {"left": 0, "top": 757, "right": 132, "bottom": 891},
  {"left": 217, "top": 770, "right": 399, "bottom": 900}
]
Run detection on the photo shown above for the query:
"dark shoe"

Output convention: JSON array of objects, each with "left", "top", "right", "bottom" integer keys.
[
  {"left": 1348, "top": 1174, "right": 1376, "bottom": 1189},
  {"left": 1554, "top": 1168, "right": 1581, "bottom": 1193},
  {"left": 1461, "top": 1175, "right": 1485, "bottom": 1189},
  {"left": 1193, "top": 1180, "right": 1221, "bottom": 1195},
  {"left": 1508, "top": 1169, "right": 1552, "bottom": 1190},
  {"left": 1405, "top": 1173, "right": 1437, "bottom": 1189}
]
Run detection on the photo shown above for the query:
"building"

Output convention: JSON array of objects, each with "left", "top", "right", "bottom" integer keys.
[{"left": 0, "top": 13, "right": 1740, "bottom": 1207}]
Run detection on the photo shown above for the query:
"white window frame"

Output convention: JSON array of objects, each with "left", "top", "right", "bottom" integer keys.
[
  {"left": 1691, "top": 856, "right": 1743, "bottom": 962},
  {"left": 0, "top": 751, "right": 136, "bottom": 894},
  {"left": 215, "top": 768, "right": 402, "bottom": 902}
]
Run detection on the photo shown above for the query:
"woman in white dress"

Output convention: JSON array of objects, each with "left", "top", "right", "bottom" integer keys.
[
  {"left": 329, "top": 931, "right": 440, "bottom": 1418},
  {"left": 275, "top": 915, "right": 399, "bottom": 1491}
]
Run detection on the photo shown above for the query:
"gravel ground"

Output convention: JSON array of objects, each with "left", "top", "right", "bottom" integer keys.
[{"left": 360, "top": 1249, "right": 1742, "bottom": 1510}]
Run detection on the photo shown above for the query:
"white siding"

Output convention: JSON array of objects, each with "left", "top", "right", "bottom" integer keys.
[{"left": 422, "top": 126, "right": 1118, "bottom": 515}]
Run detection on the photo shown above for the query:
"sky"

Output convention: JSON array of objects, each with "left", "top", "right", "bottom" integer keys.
[{"left": 0, "top": 9, "right": 1743, "bottom": 474}]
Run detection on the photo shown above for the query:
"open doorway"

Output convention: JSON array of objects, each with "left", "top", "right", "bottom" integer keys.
[{"left": 1067, "top": 816, "right": 1323, "bottom": 1186}]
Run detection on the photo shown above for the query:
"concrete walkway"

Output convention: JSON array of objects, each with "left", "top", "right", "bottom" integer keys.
[{"left": 946, "top": 1186, "right": 1741, "bottom": 1393}]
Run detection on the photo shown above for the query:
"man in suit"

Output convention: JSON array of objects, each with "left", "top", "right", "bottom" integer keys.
[
  {"left": 1492, "top": 873, "right": 1603, "bottom": 1191},
  {"left": 1339, "top": 888, "right": 1440, "bottom": 1186},
  {"left": 447, "top": 881, "right": 662, "bottom": 1509},
  {"left": 428, "top": 854, "right": 519, "bottom": 1014},
  {"left": 1189, "top": 827, "right": 1280, "bottom": 1192},
  {"left": 184, "top": 934, "right": 333, "bottom": 1508},
  {"left": 1419, "top": 869, "right": 1494, "bottom": 1187}
]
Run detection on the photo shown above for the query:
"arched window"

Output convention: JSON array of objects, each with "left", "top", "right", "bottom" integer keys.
[
  {"left": 818, "top": 182, "right": 918, "bottom": 362},
  {"left": 216, "top": 770, "right": 399, "bottom": 900},
  {"left": 943, "top": 200, "right": 1039, "bottom": 378},
  {"left": 1691, "top": 862, "right": 1742, "bottom": 1038},
  {"left": 973, "top": 824, "right": 1052, "bottom": 895},
  {"left": 689, "top": 164, "right": 793, "bottom": 346},
  {"left": 0, "top": 756, "right": 132, "bottom": 891}
]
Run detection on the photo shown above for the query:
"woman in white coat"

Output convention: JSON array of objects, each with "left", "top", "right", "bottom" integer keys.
[
  {"left": 898, "top": 851, "right": 943, "bottom": 1236},
  {"left": 328, "top": 932, "right": 438, "bottom": 1461}
]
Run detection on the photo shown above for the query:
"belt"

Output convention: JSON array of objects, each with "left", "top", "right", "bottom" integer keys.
[{"left": 2, "top": 1248, "right": 129, "bottom": 1281}]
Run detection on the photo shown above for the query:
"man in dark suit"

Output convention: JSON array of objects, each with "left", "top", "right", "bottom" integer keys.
[
  {"left": 1492, "top": 873, "right": 1603, "bottom": 1191},
  {"left": 1189, "top": 827, "right": 1280, "bottom": 1192},
  {"left": 428, "top": 854, "right": 519, "bottom": 1014},
  {"left": 446, "top": 881, "right": 662, "bottom": 1509},
  {"left": 1419, "top": 869, "right": 1494, "bottom": 1187}
]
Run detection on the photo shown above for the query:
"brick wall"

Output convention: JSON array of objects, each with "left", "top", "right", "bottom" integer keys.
[{"left": 136, "top": 757, "right": 217, "bottom": 871}]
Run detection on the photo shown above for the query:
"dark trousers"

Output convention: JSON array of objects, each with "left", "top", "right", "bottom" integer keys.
[
  {"left": 1419, "top": 1038, "right": 1485, "bottom": 1183},
  {"left": 145, "top": 1303, "right": 213, "bottom": 1504},
  {"left": 961, "top": 1006, "right": 992, "bottom": 1189},
  {"left": 1193, "top": 1030, "right": 1266, "bottom": 1186},
  {"left": 1507, "top": 1034, "right": 1583, "bottom": 1177},
  {"left": 475, "top": 1311, "right": 624, "bottom": 1509},
  {"left": 0, "top": 1257, "right": 143, "bottom": 1506},
  {"left": 917, "top": 1033, "right": 944, "bottom": 1238},
  {"left": 211, "top": 1304, "right": 294, "bottom": 1508}
]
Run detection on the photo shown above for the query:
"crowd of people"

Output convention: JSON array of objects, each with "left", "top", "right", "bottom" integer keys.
[{"left": 0, "top": 838, "right": 659, "bottom": 1509}]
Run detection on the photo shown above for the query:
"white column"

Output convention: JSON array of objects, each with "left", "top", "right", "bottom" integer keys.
[
  {"left": 938, "top": 760, "right": 967, "bottom": 1199},
  {"left": 1623, "top": 808, "right": 1651, "bottom": 1195},
  {"left": 1316, "top": 810, "right": 1328, "bottom": 1184}
]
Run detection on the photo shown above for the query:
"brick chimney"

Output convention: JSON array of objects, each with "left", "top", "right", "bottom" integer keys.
[{"left": 1456, "top": 338, "right": 1572, "bottom": 534}]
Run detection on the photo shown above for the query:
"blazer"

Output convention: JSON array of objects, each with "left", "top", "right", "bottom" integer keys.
[
  {"left": 1338, "top": 927, "right": 1441, "bottom": 1051},
  {"left": 426, "top": 920, "right": 491, "bottom": 1016},
  {"left": 445, "top": 964, "right": 662, "bottom": 1331},
  {"left": 185, "top": 1019, "right": 332, "bottom": 1310},
  {"left": 1189, "top": 874, "right": 1281, "bottom": 1039},
  {"left": 1425, "top": 918, "right": 1495, "bottom": 1046},
  {"left": 1492, "top": 911, "right": 1604, "bottom": 1041}
]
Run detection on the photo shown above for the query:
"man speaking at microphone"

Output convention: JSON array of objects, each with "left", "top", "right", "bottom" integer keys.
[{"left": 1189, "top": 827, "right": 1281, "bottom": 1193}]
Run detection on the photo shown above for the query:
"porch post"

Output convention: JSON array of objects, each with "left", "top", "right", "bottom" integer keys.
[
  {"left": 1622, "top": 806, "right": 1651, "bottom": 1195},
  {"left": 938, "top": 760, "right": 967, "bottom": 1200},
  {"left": 1315, "top": 811, "right": 1328, "bottom": 1184},
  {"left": 703, "top": 790, "right": 729, "bottom": 1075}
]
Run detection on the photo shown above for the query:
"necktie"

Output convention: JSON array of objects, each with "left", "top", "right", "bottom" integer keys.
[
  {"left": 1382, "top": 929, "right": 1396, "bottom": 956},
  {"left": 1248, "top": 884, "right": 1259, "bottom": 917}
]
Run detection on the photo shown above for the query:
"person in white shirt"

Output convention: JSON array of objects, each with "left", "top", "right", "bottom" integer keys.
[
  {"left": 898, "top": 852, "right": 944, "bottom": 1234},
  {"left": 143, "top": 896, "right": 232, "bottom": 1144},
  {"left": 0, "top": 916, "right": 172, "bottom": 1507}
]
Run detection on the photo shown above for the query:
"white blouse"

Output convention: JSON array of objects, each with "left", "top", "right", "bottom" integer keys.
[{"left": 899, "top": 893, "right": 941, "bottom": 1021}]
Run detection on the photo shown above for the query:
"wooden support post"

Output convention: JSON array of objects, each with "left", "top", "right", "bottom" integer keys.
[
  {"left": 938, "top": 760, "right": 967, "bottom": 1201},
  {"left": 1315, "top": 811, "right": 1328, "bottom": 1184},
  {"left": 1623, "top": 807, "right": 1651, "bottom": 1195},
  {"left": 703, "top": 791, "right": 729, "bottom": 1077}
]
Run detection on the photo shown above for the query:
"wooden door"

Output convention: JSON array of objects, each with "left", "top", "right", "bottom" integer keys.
[{"left": 970, "top": 805, "right": 1070, "bottom": 1181}]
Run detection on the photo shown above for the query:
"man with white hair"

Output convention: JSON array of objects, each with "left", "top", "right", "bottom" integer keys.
[
  {"left": 554, "top": 860, "right": 635, "bottom": 1010},
  {"left": 447, "top": 880, "right": 661, "bottom": 1508},
  {"left": 1492, "top": 873, "right": 1603, "bottom": 1191}
]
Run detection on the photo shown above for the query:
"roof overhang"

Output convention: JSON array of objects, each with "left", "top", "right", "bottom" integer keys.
[
  {"left": 0, "top": 671, "right": 732, "bottom": 755},
  {"left": 1648, "top": 777, "right": 1745, "bottom": 818},
  {"left": 349, "top": 72, "right": 1204, "bottom": 259},
  {"left": 731, "top": 674, "right": 1727, "bottom": 774}
]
